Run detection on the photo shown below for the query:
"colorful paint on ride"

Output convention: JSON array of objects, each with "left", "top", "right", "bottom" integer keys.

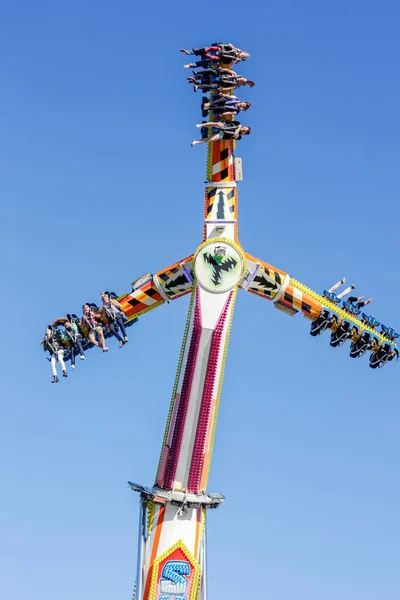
[{"left": 44, "top": 43, "right": 398, "bottom": 599}]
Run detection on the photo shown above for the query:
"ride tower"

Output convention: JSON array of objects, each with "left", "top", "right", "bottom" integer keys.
[
  {"left": 129, "top": 89, "right": 243, "bottom": 600},
  {"left": 125, "top": 49, "right": 398, "bottom": 600},
  {"left": 44, "top": 44, "right": 399, "bottom": 600}
]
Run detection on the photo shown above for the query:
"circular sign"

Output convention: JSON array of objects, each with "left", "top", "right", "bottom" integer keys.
[{"left": 194, "top": 239, "right": 245, "bottom": 293}]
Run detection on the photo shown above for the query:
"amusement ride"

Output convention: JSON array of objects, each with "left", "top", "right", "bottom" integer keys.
[{"left": 42, "top": 43, "right": 398, "bottom": 600}]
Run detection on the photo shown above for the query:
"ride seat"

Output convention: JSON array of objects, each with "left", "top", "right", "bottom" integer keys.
[
  {"left": 380, "top": 324, "right": 399, "bottom": 340},
  {"left": 342, "top": 301, "right": 361, "bottom": 316},
  {"left": 323, "top": 290, "right": 341, "bottom": 304},
  {"left": 361, "top": 313, "right": 380, "bottom": 328}
]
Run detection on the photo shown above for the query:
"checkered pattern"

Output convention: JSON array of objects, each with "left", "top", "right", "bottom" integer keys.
[
  {"left": 207, "top": 140, "right": 235, "bottom": 182},
  {"left": 279, "top": 283, "right": 321, "bottom": 319},
  {"left": 120, "top": 280, "right": 164, "bottom": 319}
]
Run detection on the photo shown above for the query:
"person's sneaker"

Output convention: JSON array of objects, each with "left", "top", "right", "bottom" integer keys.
[
  {"left": 63, "top": 370, "right": 68, "bottom": 377},
  {"left": 71, "top": 364, "right": 76, "bottom": 370},
  {"left": 51, "top": 376, "right": 59, "bottom": 383},
  {"left": 119, "top": 340, "right": 125, "bottom": 348},
  {"left": 124, "top": 336, "right": 128, "bottom": 343},
  {"left": 103, "top": 347, "right": 109, "bottom": 353},
  {"left": 80, "top": 355, "right": 85, "bottom": 360}
]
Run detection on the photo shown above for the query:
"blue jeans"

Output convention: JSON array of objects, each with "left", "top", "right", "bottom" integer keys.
[
  {"left": 109, "top": 316, "right": 127, "bottom": 343},
  {"left": 70, "top": 338, "right": 85, "bottom": 366}
]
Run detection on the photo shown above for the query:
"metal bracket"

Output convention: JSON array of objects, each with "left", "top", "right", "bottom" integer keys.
[
  {"left": 205, "top": 181, "right": 237, "bottom": 188},
  {"left": 128, "top": 481, "right": 225, "bottom": 510},
  {"left": 153, "top": 274, "right": 171, "bottom": 302},
  {"left": 180, "top": 261, "right": 194, "bottom": 286},
  {"left": 241, "top": 262, "right": 261, "bottom": 291}
]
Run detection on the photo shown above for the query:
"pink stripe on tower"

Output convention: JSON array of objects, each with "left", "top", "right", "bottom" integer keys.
[
  {"left": 187, "top": 292, "right": 233, "bottom": 493},
  {"left": 162, "top": 288, "right": 202, "bottom": 490}
]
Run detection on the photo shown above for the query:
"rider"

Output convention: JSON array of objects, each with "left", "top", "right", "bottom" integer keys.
[
  {"left": 188, "top": 69, "right": 255, "bottom": 93},
  {"left": 203, "top": 94, "right": 251, "bottom": 117},
  {"left": 64, "top": 315, "right": 85, "bottom": 368},
  {"left": 180, "top": 43, "right": 249, "bottom": 65},
  {"left": 348, "top": 295, "right": 372, "bottom": 310},
  {"left": 101, "top": 292, "right": 128, "bottom": 347},
  {"left": 81, "top": 303, "right": 109, "bottom": 352},
  {"left": 41, "top": 326, "right": 67, "bottom": 383},
  {"left": 191, "top": 120, "right": 251, "bottom": 146}
]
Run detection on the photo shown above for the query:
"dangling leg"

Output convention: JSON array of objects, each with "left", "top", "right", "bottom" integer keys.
[
  {"left": 51, "top": 356, "right": 59, "bottom": 383},
  {"left": 328, "top": 277, "right": 346, "bottom": 292},
  {"left": 89, "top": 332, "right": 100, "bottom": 347},
  {"left": 116, "top": 316, "right": 128, "bottom": 343},
  {"left": 337, "top": 284, "right": 356, "bottom": 299},
  {"left": 192, "top": 83, "right": 216, "bottom": 92},
  {"left": 96, "top": 327, "right": 109, "bottom": 352},
  {"left": 76, "top": 337, "right": 85, "bottom": 359},
  {"left": 195, "top": 122, "right": 223, "bottom": 130},
  {"left": 356, "top": 298, "right": 372, "bottom": 309},
  {"left": 184, "top": 60, "right": 211, "bottom": 69},
  {"left": 70, "top": 344, "right": 76, "bottom": 369},
  {"left": 58, "top": 350, "right": 67, "bottom": 377},
  {"left": 191, "top": 134, "right": 221, "bottom": 146},
  {"left": 109, "top": 321, "right": 125, "bottom": 347},
  {"left": 181, "top": 48, "right": 205, "bottom": 56}
]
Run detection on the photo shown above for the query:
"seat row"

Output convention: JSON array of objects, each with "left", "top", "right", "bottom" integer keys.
[{"left": 40, "top": 292, "right": 138, "bottom": 383}]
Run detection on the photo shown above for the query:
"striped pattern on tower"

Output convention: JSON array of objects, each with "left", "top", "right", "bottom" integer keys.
[
  {"left": 201, "top": 286, "right": 238, "bottom": 492},
  {"left": 156, "top": 289, "right": 197, "bottom": 484},
  {"left": 187, "top": 291, "right": 233, "bottom": 493},
  {"left": 162, "top": 287, "right": 203, "bottom": 490}
]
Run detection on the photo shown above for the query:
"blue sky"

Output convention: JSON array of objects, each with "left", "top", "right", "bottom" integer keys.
[{"left": 1, "top": 1, "right": 400, "bottom": 598}]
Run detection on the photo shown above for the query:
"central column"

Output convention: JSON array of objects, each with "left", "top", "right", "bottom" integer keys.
[{"left": 136, "top": 133, "right": 243, "bottom": 600}]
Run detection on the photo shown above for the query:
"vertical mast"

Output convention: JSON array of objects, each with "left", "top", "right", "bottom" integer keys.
[{"left": 131, "top": 83, "right": 246, "bottom": 600}]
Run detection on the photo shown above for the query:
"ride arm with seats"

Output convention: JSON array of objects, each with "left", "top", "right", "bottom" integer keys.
[
  {"left": 52, "top": 255, "right": 195, "bottom": 359},
  {"left": 241, "top": 251, "right": 398, "bottom": 358}
]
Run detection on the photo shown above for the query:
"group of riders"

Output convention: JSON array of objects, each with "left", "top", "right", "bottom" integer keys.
[
  {"left": 41, "top": 47, "right": 397, "bottom": 377},
  {"left": 310, "top": 278, "right": 399, "bottom": 368},
  {"left": 41, "top": 292, "right": 129, "bottom": 383},
  {"left": 180, "top": 43, "right": 253, "bottom": 146}
]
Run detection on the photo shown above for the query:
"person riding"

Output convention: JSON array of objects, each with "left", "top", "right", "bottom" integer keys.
[
  {"left": 41, "top": 326, "right": 67, "bottom": 383},
  {"left": 191, "top": 120, "right": 251, "bottom": 146},
  {"left": 51, "top": 315, "right": 86, "bottom": 369},
  {"left": 348, "top": 295, "right": 372, "bottom": 310},
  {"left": 180, "top": 43, "right": 249, "bottom": 65},
  {"left": 81, "top": 303, "right": 109, "bottom": 352},
  {"left": 100, "top": 292, "right": 128, "bottom": 348},
  {"left": 188, "top": 68, "right": 255, "bottom": 93},
  {"left": 56, "top": 315, "right": 86, "bottom": 369},
  {"left": 203, "top": 94, "right": 251, "bottom": 117}
]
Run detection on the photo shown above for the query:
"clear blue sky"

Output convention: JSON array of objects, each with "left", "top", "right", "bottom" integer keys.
[{"left": 1, "top": 1, "right": 399, "bottom": 599}]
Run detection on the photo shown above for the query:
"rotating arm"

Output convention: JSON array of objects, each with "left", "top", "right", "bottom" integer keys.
[
  {"left": 242, "top": 251, "right": 397, "bottom": 350},
  {"left": 50, "top": 255, "right": 194, "bottom": 360},
  {"left": 119, "top": 255, "right": 194, "bottom": 320}
]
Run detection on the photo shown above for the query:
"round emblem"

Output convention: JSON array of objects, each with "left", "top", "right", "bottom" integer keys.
[{"left": 194, "top": 240, "right": 245, "bottom": 293}]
